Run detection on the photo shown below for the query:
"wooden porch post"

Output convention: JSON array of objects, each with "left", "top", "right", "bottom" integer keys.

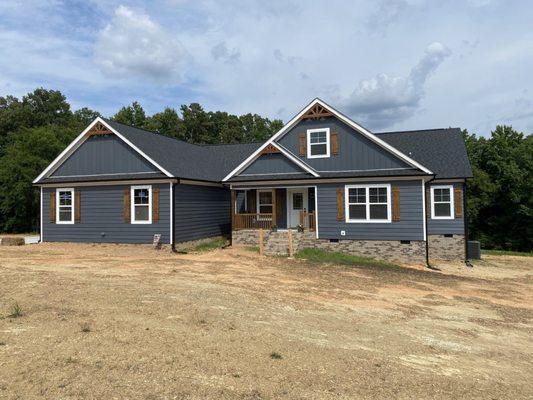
[{"left": 272, "top": 189, "right": 277, "bottom": 227}]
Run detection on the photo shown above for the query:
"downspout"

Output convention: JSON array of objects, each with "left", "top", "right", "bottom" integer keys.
[
  {"left": 463, "top": 181, "right": 473, "bottom": 267},
  {"left": 425, "top": 177, "right": 439, "bottom": 270}
]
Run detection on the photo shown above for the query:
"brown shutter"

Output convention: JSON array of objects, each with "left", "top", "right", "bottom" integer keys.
[
  {"left": 50, "top": 192, "right": 56, "bottom": 223},
  {"left": 152, "top": 188, "right": 160, "bottom": 223},
  {"left": 75, "top": 191, "right": 81, "bottom": 223},
  {"left": 123, "top": 189, "right": 130, "bottom": 223},
  {"left": 299, "top": 134, "right": 306, "bottom": 156},
  {"left": 425, "top": 188, "right": 431, "bottom": 217},
  {"left": 392, "top": 186, "right": 400, "bottom": 222},
  {"left": 248, "top": 190, "right": 256, "bottom": 213},
  {"left": 336, "top": 188, "right": 344, "bottom": 221},
  {"left": 454, "top": 187, "right": 462, "bottom": 218},
  {"left": 331, "top": 132, "right": 339, "bottom": 155}
]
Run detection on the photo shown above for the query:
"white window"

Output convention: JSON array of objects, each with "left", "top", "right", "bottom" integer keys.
[
  {"left": 131, "top": 185, "right": 152, "bottom": 224},
  {"left": 56, "top": 188, "right": 74, "bottom": 224},
  {"left": 257, "top": 190, "right": 273, "bottom": 214},
  {"left": 431, "top": 185, "right": 454, "bottom": 219},
  {"left": 345, "top": 184, "right": 391, "bottom": 223},
  {"left": 307, "top": 128, "right": 330, "bottom": 158}
]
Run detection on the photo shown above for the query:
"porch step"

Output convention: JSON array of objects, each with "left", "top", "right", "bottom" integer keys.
[{"left": 263, "top": 231, "right": 290, "bottom": 256}]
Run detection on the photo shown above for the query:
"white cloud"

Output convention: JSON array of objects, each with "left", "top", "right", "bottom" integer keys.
[
  {"left": 342, "top": 42, "right": 451, "bottom": 129},
  {"left": 94, "top": 5, "right": 185, "bottom": 82},
  {"left": 211, "top": 42, "right": 241, "bottom": 63}
]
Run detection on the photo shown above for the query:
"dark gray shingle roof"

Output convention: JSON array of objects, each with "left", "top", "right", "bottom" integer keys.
[
  {"left": 104, "top": 120, "right": 471, "bottom": 182},
  {"left": 376, "top": 128, "right": 473, "bottom": 179}
]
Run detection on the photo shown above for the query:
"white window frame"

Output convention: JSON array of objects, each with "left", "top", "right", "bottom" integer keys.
[
  {"left": 345, "top": 184, "right": 392, "bottom": 223},
  {"left": 307, "top": 127, "right": 330, "bottom": 159},
  {"left": 431, "top": 185, "right": 454, "bottom": 220},
  {"left": 56, "top": 188, "right": 75, "bottom": 224},
  {"left": 131, "top": 185, "right": 152, "bottom": 224},
  {"left": 256, "top": 189, "right": 273, "bottom": 220}
]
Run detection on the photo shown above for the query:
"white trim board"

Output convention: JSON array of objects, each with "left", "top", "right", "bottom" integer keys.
[
  {"left": 228, "top": 175, "right": 433, "bottom": 187},
  {"left": 222, "top": 98, "right": 433, "bottom": 181},
  {"left": 33, "top": 117, "right": 173, "bottom": 183},
  {"left": 37, "top": 179, "right": 177, "bottom": 188}
]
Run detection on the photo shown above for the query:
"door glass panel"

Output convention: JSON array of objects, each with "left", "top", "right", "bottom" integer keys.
[{"left": 292, "top": 193, "right": 303, "bottom": 210}]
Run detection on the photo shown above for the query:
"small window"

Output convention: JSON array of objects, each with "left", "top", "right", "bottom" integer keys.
[
  {"left": 345, "top": 185, "right": 391, "bottom": 223},
  {"left": 56, "top": 188, "right": 74, "bottom": 224},
  {"left": 131, "top": 185, "right": 152, "bottom": 224},
  {"left": 431, "top": 185, "right": 454, "bottom": 219},
  {"left": 257, "top": 190, "right": 273, "bottom": 214},
  {"left": 307, "top": 128, "right": 330, "bottom": 158}
]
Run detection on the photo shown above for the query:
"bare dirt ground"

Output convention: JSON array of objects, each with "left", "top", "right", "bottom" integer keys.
[{"left": 0, "top": 243, "right": 532, "bottom": 399}]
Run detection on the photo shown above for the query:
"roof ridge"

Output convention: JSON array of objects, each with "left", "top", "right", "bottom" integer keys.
[
  {"left": 200, "top": 141, "right": 264, "bottom": 147},
  {"left": 376, "top": 127, "right": 461, "bottom": 135}
]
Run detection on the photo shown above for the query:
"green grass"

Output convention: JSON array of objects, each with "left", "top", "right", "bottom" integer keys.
[
  {"left": 8, "top": 303, "right": 23, "bottom": 318},
  {"left": 482, "top": 249, "right": 533, "bottom": 257},
  {"left": 295, "top": 248, "right": 399, "bottom": 269},
  {"left": 190, "top": 238, "right": 228, "bottom": 252},
  {"left": 244, "top": 246, "right": 259, "bottom": 253}
]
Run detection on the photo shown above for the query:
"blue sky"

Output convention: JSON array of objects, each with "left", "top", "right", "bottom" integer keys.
[{"left": 1, "top": 0, "right": 532, "bottom": 135}]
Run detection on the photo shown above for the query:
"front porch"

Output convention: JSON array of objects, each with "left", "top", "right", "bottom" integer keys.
[{"left": 231, "top": 187, "right": 316, "bottom": 232}]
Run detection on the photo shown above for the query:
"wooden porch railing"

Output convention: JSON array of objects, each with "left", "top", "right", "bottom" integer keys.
[
  {"left": 233, "top": 213, "right": 273, "bottom": 230},
  {"left": 299, "top": 211, "right": 316, "bottom": 232}
]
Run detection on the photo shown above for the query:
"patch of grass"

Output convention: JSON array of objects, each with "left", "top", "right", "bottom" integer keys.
[
  {"left": 482, "top": 249, "right": 532, "bottom": 257},
  {"left": 270, "top": 351, "right": 283, "bottom": 360},
  {"left": 190, "top": 238, "right": 228, "bottom": 252},
  {"left": 245, "top": 246, "right": 259, "bottom": 253},
  {"left": 295, "top": 248, "right": 399, "bottom": 269},
  {"left": 80, "top": 322, "right": 91, "bottom": 333},
  {"left": 8, "top": 303, "right": 23, "bottom": 318}
]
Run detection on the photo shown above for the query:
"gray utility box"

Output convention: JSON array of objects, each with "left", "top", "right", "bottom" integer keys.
[{"left": 467, "top": 241, "right": 481, "bottom": 260}]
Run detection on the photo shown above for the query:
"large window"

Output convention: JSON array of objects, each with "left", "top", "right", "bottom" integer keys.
[
  {"left": 257, "top": 190, "right": 273, "bottom": 214},
  {"left": 307, "top": 128, "right": 330, "bottom": 158},
  {"left": 131, "top": 185, "right": 152, "bottom": 224},
  {"left": 431, "top": 185, "right": 454, "bottom": 219},
  {"left": 345, "top": 184, "right": 391, "bottom": 223},
  {"left": 56, "top": 188, "right": 74, "bottom": 224}
]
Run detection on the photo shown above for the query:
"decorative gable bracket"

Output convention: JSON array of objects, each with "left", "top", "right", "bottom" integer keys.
[
  {"left": 300, "top": 103, "right": 333, "bottom": 120},
  {"left": 88, "top": 121, "right": 112, "bottom": 136}
]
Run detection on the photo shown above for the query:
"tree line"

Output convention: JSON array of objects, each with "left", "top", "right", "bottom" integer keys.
[{"left": 0, "top": 88, "right": 531, "bottom": 252}]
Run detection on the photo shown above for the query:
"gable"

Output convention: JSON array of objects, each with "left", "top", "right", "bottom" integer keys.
[
  {"left": 276, "top": 116, "right": 411, "bottom": 172},
  {"left": 50, "top": 134, "right": 158, "bottom": 177},
  {"left": 238, "top": 152, "right": 309, "bottom": 176}
]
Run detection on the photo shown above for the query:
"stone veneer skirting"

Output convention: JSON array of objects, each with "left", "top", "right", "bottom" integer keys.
[
  {"left": 428, "top": 234, "right": 465, "bottom": 261},
  {"left": 232, "top": 230, "right": 426, "bottom": 264}
]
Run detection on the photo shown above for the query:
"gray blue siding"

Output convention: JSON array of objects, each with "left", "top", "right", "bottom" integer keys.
[
  {"left": 51, "top": 135, "right": 157, "bottom": 177},
  {"left": 317, "top": 180, "right": 424, "bottom": 241},
  {"left": 42, "top": 184, "right": 170, "bottom": 243},
  {"left": 427, "top": 182, "right": 465, "bottom": 235},
  {"left": 277, "top": 118, "right": 410, "bottom": 171},
  {"left": 173, "top": 184, "right": 231, "bottom": 243},
  {"left": 240, "top": 153, "right": 305, "bottom": 175}
]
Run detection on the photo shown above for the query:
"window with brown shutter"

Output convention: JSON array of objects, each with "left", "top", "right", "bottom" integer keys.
[
  {"left": 123, "top": 189, "right": 130, "bottom": 223},
  {"left": 75, "top": 192, "right": 81, "bottom": 223},
  {"left": 50, "top": 192, "right": 56, "bottom": 223},
  {"left": 336, "top": 188, "right": 343, "bottom": 221},
  {"left": 153, "top": 188, "right": 160, "bottom": 223},
  {"left": 331, "top": 132, "right": 339, "bottom": 155},
  {"left": 299, "top": 134, "right": 306, "bottom": 156},
  {"left": 454, "top": 187, "right": 462, "bottom": 217},
  {"left": 392, "top": 186, "right": 400, "bottom": 221}
]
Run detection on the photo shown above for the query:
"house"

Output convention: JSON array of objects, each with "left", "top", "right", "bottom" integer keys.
[{"left": 34, "top": 99, "right": 472, "bottom": 263}]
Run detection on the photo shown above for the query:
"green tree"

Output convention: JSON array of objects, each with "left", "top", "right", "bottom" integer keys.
[
  {"left": 144, "top": 107, "right": 185, "bottom": 140},
  {"left": 113, "top": 101, "right": 147, "bottom": 127},
  {"left": 21, "top": 88, "right": 72, "bottom": 127},
  {"left": 0, "top": 125, "right": 78, "bottom": 232},
  {"left": 73, "top": 107, "right": 101, "bottom": 127}
]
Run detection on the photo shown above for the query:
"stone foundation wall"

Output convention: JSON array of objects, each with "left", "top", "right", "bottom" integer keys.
[
  {"left": 428, "top": 234, "right": 465, "bottom": 261},
  {"left": 173, "top": 235, "right": 228, "bottom": 251},
  {"left": 232, "top": 230, "right": 426, "bottom": 264}
]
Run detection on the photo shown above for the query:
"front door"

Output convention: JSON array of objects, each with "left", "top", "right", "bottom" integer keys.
[{"left": 287, "top": 188, "right": 308, "bottom": 228}]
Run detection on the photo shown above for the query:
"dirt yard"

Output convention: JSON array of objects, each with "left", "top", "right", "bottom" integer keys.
[{"left": 0, "top": 243, "right": 532, "bottom": 399}]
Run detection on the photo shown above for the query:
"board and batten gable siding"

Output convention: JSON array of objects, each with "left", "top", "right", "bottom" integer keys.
[
  {"left": 51, "top": 135, "right": 158, "bottom": 177},
  {"left": 173, "top": 184, "right": 231, "bottom": 243},
  {"left": 240, "top": 153, "right": 306, "bottom": 175},
  {"left": 277, "top": 117, "right": 411, "bottom": 171},
  {"left": 427, "top": 182, "right": 465, "bottom": 235},
  {"left": 317, "top": 180, "right": 424, "bottom": 241},
  {"left": 42, "top": 184, "right": 170, "bottom": 243}
]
